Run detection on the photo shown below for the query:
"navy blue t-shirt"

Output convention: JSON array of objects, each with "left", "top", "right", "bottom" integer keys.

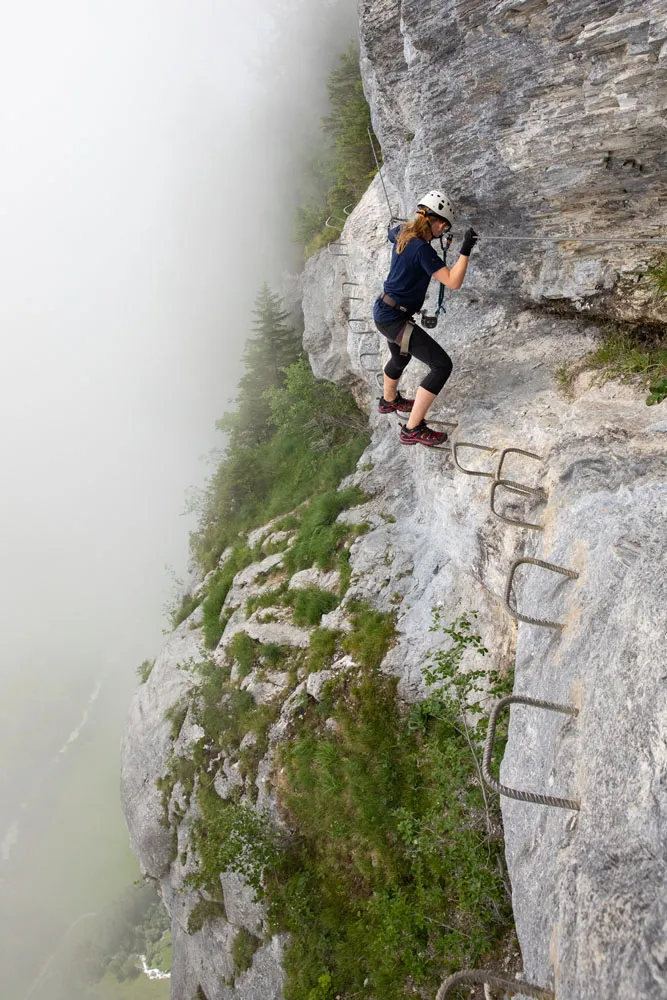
[{"left": 373, "top": 226, "right": 444, "bottom": 325}]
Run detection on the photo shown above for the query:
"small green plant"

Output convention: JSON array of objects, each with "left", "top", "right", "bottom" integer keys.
[
  {"left": 291, "top": 587, "right": 340, "bottom": 626},
  {"left": 342, "top": 601, "right": 396, "bottom": 670},
  {"left": 230, "top": 632, "right": 259, "bottom": 679},
  {"left": 555, "top": 324, "right": 667, "bottom": 400},
  {"left": 201, "top": 546, "right": 254, "bottom": 648},
  {"left": 645, "top": 255, "right": 667, "bottom": 298},
  {"left": 187, "top": 787, "right": 278, "bottom": 895},
  {"left": 137, "top": 659, "right": 155, "bottom": 684},
  {"left": 165, "top": 702, "right": 188, "bottom": 742},
  {"left": 187, "top": 897, "right": 227, "bottom": 935},
  {"left": 171, "top": 592, "right": 201, "bottom": 629},
  {"left": 646, "top": 375, "right": 667, "bottom": 405},
  {"left": 420, "top": 610, "right": 513, "bottom": 739},
  {"left": 231, "top": 927, "right": 262, "bottom": 977},
  {"left": 306, "top": 628, "right": 342, "bottom": 673},
  {"left": 285, "top": 488, "right": 367, "bottom": 573}
]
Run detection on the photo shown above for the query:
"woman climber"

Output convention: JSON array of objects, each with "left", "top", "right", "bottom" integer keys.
[{"left": 373, "top": 189, "right": 477, "bottom": 446}]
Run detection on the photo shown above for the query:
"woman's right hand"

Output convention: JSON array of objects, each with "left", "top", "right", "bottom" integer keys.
[{"left": 459, "top": 228, "right": 478, "bottom": 256}]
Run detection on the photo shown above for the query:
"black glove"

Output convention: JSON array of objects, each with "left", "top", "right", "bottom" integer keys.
[{"left": 459, "top": 227, "right": 478, "bottom": 257}]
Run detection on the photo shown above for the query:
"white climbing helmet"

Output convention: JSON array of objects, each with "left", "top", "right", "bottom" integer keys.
[{"left": 416, "top": 189, "right": 455, "bottom": 228}]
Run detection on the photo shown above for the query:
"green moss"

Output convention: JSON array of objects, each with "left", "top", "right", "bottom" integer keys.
[
  {"left": 187, "top": 897, "right": 227, "bottom": 935},
  {"left": 231, "top": 928, "right": 262, "bottom": 977}
]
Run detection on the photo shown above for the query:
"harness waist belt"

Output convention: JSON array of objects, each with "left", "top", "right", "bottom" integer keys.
[{"left": 381, "top": 293, "right": 410, "bottom": 314}]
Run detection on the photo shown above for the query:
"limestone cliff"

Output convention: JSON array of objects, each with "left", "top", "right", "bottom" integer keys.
[{"left": 122, "top": 3, "right": 667, "bottom": 998}]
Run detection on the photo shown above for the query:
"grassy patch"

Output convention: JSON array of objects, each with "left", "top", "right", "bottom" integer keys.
[
  {"left": 341, "top": 601, "right": 396, "bottom": 670},
  {"left": 291, "top": 587, "right": 340, "bottom": 626},
  {"left": 285, "top": 488, "right": 367, "bottom": 573},
  {"left": 556, "top": 323, "right": 667, "bottom": 404},
  {"left": 231, "top": 928, "right": 262, "bottom": 977},
  {"left": 201, "top": 546, "right": 254, "bottom": 648},
  {"left": 171, "top": 593, "right": 202, "bottom": 629},
  {"left": 136, "top": 659, "right": 155, "bottom": 684},
  {"left": 230, "top": 632, "right": 259, "bottom": 679},
  {"left": 187, "top": 785, "right": 278, "bottom": 895},
  {"left": 187, "top": 897, "right": 227, "bottom": 935},
  {"left": 267, "top": 656, "right": 512, "bottom": 1000},
  {"left": 306, "top": 628, "right": 342, "bottom": 674}
]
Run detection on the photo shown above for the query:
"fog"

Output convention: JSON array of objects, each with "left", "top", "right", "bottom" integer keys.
[{"left": 0, "top": 1, "right": 358, "bottom": 995}]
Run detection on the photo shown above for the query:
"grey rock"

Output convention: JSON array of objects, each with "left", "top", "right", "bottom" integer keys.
[
  {"left": 214, "top": 759, "right": 244, "bottom": 801},
  {"left": 121, "top": 621, "right": 205, "bottom": 878},
  {"left": 241, "top": 670, "right": 292, "bottom": 705},
  {"left": 220, "top": 871, "right": 265, "bottom": 935},
  {"left": 233, "top": 553, "right": 285, "bottom": 590},
  {"left": 244, "top": 608, "right": 312, "bottom": 648},
  {"left": 288, "top": 567, "right": 341, "bottom": 593},
  {"left": 306, "top": 670, "right": 335, "bottom": 701}
]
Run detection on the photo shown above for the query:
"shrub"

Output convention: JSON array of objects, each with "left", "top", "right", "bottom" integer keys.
[
  {"left": 137, "top": 659, "right": 155, "bottom": 684},
  {"left": 341, "top": 601, "right": 396, "bottom": 670},
  {"left": 230, "top": 632, "right": 259, "bottom": 679},
  {"left": 171, "top": 592, "right": 201, "bottom": 629},
  {"left": 187, "top": 897, "right": 227, "bottom": 935},
  {"left": 286, "top": 488, "right": 366, "bottom": 573},
  {"left": 291, "top": 587, "right": 340, "bottom": 626},
  {"left": 231, "top": 927, "right": 262, "bottom": 977},
  {"left": 267, "top": 660, "right": 512, "bottom": 1000}
]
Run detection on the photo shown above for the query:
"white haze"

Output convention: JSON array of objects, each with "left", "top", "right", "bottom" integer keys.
[{"left": 0, "top": 1, "right": 358, "bottom": 995}]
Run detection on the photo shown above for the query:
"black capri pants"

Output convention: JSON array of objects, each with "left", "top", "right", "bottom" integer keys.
[{"left": 374, "top": 315, "right": 453, "bottom": 395}]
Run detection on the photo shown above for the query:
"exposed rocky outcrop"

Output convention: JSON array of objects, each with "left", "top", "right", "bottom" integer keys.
[{"left": 122, "top": 3, "right": 667, "bottom": 998}]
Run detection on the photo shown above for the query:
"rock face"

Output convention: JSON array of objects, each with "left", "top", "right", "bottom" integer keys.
[{"left": 121, "top": 3, "right": 667, "bottom": 998}]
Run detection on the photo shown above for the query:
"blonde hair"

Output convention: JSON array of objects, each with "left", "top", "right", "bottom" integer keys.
[{"left": 395, "top": 213, "right": 433, "bottom": 253}]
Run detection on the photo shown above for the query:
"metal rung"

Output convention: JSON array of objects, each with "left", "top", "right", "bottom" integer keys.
[
  {"left": 341, "top": 281, "right": 358, "bottom": 291},
  {"left": 496, "top": 446, "right": 543, "bottom": 481},
  {"left": 437, "top": 968, "right": 554, "bottom": 999},
  {"left": 347, "top": 319, "right": 373, "bottom": 335},
  {"left": 327, "top": 241, "right": 348, "bottom": 256},
  {"left": 490, "top": 479, "right": 546, "bottom": 531},
  {"left": 483, "top": 694, "right": 580, "bottom": 811},
  {"left": 452, "top": 441, "right": 497, "bottom": 477},
  {"left": 343, "top": 203, "right": 355, "bottom": 216},
  {"left": 429, "top": 419, "right": 459, "bottom": 430},
  {"left": 504, "top": 556, "right": 579, "bottom": 629},
  {"left": 360, "top": 351, "right": 381, "bottom": 373},
  {"left": 325, "top": 216, "right": 345, "bottom": 231}
]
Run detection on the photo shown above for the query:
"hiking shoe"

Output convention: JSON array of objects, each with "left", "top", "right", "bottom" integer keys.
[
  {"left": 399, "top": 421, "right": 448, "bottom": 447},
  {"left": 377, "top": 391, "right": 415, "bottom": 414}
]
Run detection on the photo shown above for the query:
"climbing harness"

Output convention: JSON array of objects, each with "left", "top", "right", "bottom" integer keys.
[{"left": 421, "top": 232, "right": 452, "bottom": 328}]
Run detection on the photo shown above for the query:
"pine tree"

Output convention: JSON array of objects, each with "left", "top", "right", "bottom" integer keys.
[{"left": 223, "top": 285, "right": 302, "bottom": 448}]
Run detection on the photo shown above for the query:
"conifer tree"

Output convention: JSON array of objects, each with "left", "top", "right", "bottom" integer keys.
[{"left": 223, "top": 284, "right": 302, "bottom": 448}]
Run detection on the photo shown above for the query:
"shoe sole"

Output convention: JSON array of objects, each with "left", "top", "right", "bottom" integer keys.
[{"left": 400, "top": 436, "right": 448, "bottom": 447}]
